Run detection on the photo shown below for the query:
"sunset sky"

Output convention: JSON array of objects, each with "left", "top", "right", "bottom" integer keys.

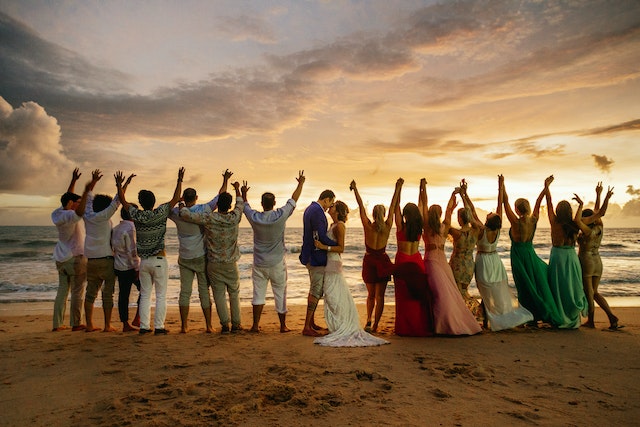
[{"left": 1, "top": 0, "right": 639, "bottom": 227}]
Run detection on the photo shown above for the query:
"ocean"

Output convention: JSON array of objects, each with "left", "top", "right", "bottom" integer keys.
[{"left": 1, "top": 225, "right": 639, "bottom": 307}]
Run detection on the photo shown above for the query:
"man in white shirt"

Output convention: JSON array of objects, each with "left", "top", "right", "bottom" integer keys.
[
  {"left": 242, "top": 171, "right": 305, "bottom": 333},
  {"left": 169, "top": 169, "right": 231, "bottom": 333},
  {"left": 51, "top": 168, "right": 89, "bottom": 331},
  {"left": 82, "top": 170, "right": 131, "bottom": 332}
]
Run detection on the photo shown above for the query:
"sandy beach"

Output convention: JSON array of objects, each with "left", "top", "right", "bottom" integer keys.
[{"left": 1, "top": 302, "right": 639, "bottom": 426}]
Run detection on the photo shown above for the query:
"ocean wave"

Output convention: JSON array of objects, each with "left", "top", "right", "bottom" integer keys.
[
  {"left": 23, "top": 240, "right": 57, "bottom": 247},
  {"left": 0, "top": 281, "right": 58, "bottom": 293},
  {"left": 0, "top": 251, "right": 44, "bottom": 259}
]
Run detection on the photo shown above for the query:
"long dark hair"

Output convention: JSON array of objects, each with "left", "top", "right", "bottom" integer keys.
[
  {"left": 556, "top": 200, "right": 579, "bottom": 240},
  {"left": 402, "top": 203, "right": 422, "bottom": 241}
]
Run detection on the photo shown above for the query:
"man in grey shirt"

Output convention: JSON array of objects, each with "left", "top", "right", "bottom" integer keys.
[{"left": 242, "top": 171, "right": 305, "bottom": 333}]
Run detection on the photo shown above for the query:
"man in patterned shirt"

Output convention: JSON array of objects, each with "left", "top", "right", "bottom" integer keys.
[
  {"left": 115, "top": 168, "right": 184, "bottom": 335},
  {"left": 180, "top": 181, "right": 244, "bottom": 334}
]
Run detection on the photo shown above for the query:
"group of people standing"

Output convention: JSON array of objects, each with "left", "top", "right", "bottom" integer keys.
[
  {"left": 50, "top": 167, "right": 619, "bottom": 347},
  {"left": 51, "top": 167, "right": 304, "bottom": 336}
]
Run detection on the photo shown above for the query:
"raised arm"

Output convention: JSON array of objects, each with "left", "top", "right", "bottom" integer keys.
[
  {"left": 534, "top": 175, "right": 553, "bottom": 220},
  {"left": 67, "top": 168, "right": 81, "bottom": 193},
  {"left": 87, "top": 169, "right": 102, "bottom": 191},
  {"left": 543, "top": 175, "right": 555, "bottom": 225},
  {"left": 387, "top": 178, "right": 403, "bottom": 227},
  {"left": 444, "top": 187, "right": 458, "bottom": 229},
  {"left": 497, "top": 175, "right": 504, "bottom": 218},
  {"left": 394, "top": 180, "right": 403, "bottom": 230},
  {"left": 291, "top": 170, "right": 305, "bottom": 202},
  {"left": 240, "top": 180, "right": 250, "bottom": 203},
  {"left": 584, "top": 185, "right": 614, "bottom": 225},
  {"left": 114, "top": 171, "right": 131, "bottom": 211},
  {"left": 419, "top": 178, "right": 428, "bottom": 220},
  {"left": 219, "top": 169, "right": 232, "bottom": 194},
  {"left": 74, "top": 180, "right": 92, "bottom": 217},
  {"left": 169, "top": 167, "right": 185, "bottom": 207},
  {"left": 460, "top": 181, "right": 482, "bottom": 228},
  {"left": 350, "top": 180, "right": 369, "bottom": 227},
  {"left": 573, "top": 194, "right": 591, "bottom": 235},
  {"left": 594, "top": 181, "right": 603, "bottom": 211},
  {"left": 502, "top": 176, "right": 518, "bottom": 224}
]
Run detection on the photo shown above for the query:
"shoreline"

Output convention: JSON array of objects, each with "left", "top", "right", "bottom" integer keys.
[
  {"left": 2, "top": 295, "right": 639, "bottom": 313},
  {"left": 1, "top": 302, "right": 639, "bottom": 425}
]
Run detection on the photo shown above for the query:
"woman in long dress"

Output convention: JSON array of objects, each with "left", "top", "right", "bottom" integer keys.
[
  {"left": 420, "top": 179, "right": 481, "bottom": 336},
  {"left": 448, "top": 179, "right": 482, "bottom": 315},
  {"left": 393, "top": 180, "right": 433, "bottom": 336},
  {"left": 462, "top": 175, "right": 533, "bottom": 331},
  {"left": 544, "top": 177, "right": 588, "bottom": 329},
  {"left": 313, "top": 201, "right": 389, "bottom": 347},
  {"left": 503, "top": 176, "right": 563, "bottom": 327},
  {"left": 578, "top": 183, "right": 620, "bottom": 329},
  {"left": 351, "top": 179, "right": 401, "bottom": 333}
]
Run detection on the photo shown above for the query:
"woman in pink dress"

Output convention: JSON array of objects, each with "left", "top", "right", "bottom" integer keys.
[{"left": 420, "top": 179, "right": 481, "bottom": 336}]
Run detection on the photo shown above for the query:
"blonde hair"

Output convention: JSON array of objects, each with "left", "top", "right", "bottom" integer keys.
[
  {"left": 372, "top": 204, "right": 386, "bottom": 232},
  {"left": 515, "top": 198, "right": 531, "bottom": 216}
]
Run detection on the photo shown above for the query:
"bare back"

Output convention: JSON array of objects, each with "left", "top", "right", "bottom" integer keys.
[
  {"left": 364, "top": 221, "right": 392, "bottom": 251},
  {"left": 510, "top": 216, "right": 538, "bottom": 243}
]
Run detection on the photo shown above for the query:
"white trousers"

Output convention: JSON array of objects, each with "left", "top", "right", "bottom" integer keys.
[{"left": 139, "top": 256, "right": 168, "bottom": 330}]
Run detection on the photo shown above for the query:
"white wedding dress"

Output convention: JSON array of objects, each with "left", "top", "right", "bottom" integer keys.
[{"left": 314, "top": 223, "right": 389, "bottom": 347}]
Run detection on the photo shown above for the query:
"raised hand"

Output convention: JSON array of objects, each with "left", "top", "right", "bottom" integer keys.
[
  {"left": 178, "top": 167, "right": 185, "bottom": 181},
  {"left": 544, "top": 175, "right": 554, "bottom": 188},
  {"left": 596, "top": 181, "right": 603, "bottom": 195},
  {"left": 223, "top": 169, "right": 233, "bottom": 181},
  {"left": 349, "top": 179, "right": 356, "bottom": 191},
  {"left": 91, "top": 169, "right": 103, "bottom": 183},
  {"left": 125, "top": 174, "right": 136, "bottom": 186},
  {"left": 606, "top": 186, "right": 614, "bottom": 198},
  {"left": 72, "top": 168, "right": 81, "bottom": 182},
  {"left": 573, "top": 193, "right": 584, "bottom": 205},
  {"left": 297, "top": 170, "right": 305, "bottom": 184},
  {"left": 114, "top": 171, "right": 125, "bottom": 186}
]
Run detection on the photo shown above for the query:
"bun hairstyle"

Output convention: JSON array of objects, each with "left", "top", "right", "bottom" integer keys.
[
  {"left": 334, "top": 200, "right": 349, "bottom": 222},
  {"left": 515, "top": 198, "right": 531, "bottom": 216}
]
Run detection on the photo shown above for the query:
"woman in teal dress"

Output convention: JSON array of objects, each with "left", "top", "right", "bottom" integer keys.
[
  {"left": 544, "top": 177, "right": 588, "bottom": 329},
  {"left": 503, "top": 176, "right": 562, "bottom": 327}
]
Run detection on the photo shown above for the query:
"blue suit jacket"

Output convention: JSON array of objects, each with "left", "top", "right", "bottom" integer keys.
[{"left": 299, "top": 201, "right": 337, "bottom": 266}]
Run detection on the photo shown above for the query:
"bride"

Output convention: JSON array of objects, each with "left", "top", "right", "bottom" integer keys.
[{"left": 313, "top": 201, "right": 389, "bottom": 347}]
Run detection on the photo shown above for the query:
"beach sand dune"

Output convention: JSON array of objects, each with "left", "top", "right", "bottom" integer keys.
[{"left": 1, "top": 303, "right": 639, "bottom": 426}]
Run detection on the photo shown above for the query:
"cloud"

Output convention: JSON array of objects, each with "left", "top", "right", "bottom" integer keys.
[
  {"left": 627, "top": 185, "right": 640, "bottom": 197},
  {"left": 592, "top": 154, "right": 614, "bottom": 173},
  {"left": 215, "top": 14, "right": 278, "bottom": 44},
  {"left": 582, "top": 119, "right": 640, "bottom": 136},
  {"left": 0, "top": 97, "right": 71, "bottom": 192}
]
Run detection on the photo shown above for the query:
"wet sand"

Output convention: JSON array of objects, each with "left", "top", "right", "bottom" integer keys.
[{"left": 1, "top": 302, "right": 639, "bottom": 426}]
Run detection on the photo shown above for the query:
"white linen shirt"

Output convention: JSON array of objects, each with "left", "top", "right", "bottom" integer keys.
[
  {"left": 51, "top": 207, "right": 85, "bottom": 262},
  {"left": 243, "top": 199, "right": 296, "bottom": 268},
  {"left": 111, "top": 220, "right": 140, "bottom": 271},
  {"left": 83, "top": 192, "right": 120, "bottom": 258}
]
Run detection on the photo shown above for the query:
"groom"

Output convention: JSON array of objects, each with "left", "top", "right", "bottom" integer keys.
[{"left": 300, "top": 189, "right": 337, "bottom": 336}]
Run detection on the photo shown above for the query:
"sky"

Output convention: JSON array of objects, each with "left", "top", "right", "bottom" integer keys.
[{"left": 1, "top": 0, "right": 639, "bottom": 227}]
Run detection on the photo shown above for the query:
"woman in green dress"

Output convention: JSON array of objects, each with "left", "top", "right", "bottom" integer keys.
[{"left": 503, "top": 176, "right": 562, "bottom": 327}]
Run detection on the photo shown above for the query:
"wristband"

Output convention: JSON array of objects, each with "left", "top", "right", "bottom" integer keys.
[{"left": 327, "top": 246, "right": 331, "bottom": 252}]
